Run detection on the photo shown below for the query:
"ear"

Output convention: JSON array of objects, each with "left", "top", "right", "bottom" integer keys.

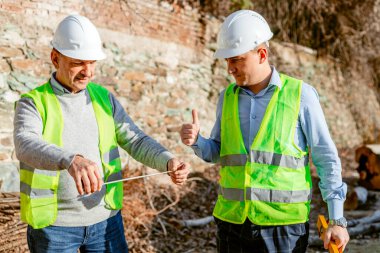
[
  {"left": 257, "top": 47, "right": 268, "bottom": 64},
  {"left": 51, "top": 49, "right": 59, "bottom": 69}
]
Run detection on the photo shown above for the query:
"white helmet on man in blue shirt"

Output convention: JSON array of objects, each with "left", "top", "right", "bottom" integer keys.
[{"left": 214, "top": 10, "right": 273, "bottom": 59}]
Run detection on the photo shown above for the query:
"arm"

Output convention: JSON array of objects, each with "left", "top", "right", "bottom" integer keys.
[
  {"left": 299, "top": 84, "right": 346, "bottom": 219},
  {"left": 13, "top": 97, "right": 75, "bottom": 170},
  {"left": 300, "top": 83, "right": 349, "bottom": 250},
  {"left": 14, "top": 97, "right": 103, "bottom": 194},
  {"left": 180, "top": 91, "right": 224, "bottom": 163},
  {"left": 109, "top": 93, "right": 182, "bottom": 172}
]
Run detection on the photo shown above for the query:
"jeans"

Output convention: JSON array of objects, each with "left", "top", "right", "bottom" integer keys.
[
  {"left": 27, "top": 211, "right": 128, "bottom": 253},
  {"left": 215, "top": 217, "right": 309, "bottom": 253}
]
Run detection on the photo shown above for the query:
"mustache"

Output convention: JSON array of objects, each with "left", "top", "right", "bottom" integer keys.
[{"left": 75, "top": 74, "right": 89, "bottom": 80}]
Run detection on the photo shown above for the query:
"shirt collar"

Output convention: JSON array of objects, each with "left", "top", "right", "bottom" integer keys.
[
  {"left": 50, "top": 72, "right": 86, "bottom": 95},
  {"left": 269, "top": 66, "right": 282, "bottom": 89}
]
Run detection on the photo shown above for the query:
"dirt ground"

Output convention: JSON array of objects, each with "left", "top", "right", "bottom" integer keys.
[
  {"left": 1, "top": 159, "right": 379, "bottom": 252},
  {"left": 122, "top": 163, "right": 380, "bottom": 253}
]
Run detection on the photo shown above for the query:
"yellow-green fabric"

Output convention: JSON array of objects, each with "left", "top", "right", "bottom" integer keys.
[
  {"left": 19, "top": 82, "right": 123, "bottom": 229},
  {"left": 214, "top": 74, "right": 312, "bottom": 225}
]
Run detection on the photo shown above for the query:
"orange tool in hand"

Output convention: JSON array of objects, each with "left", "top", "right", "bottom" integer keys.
[{"left": 317, "top": 215, "right": 343, "bottom": 253}]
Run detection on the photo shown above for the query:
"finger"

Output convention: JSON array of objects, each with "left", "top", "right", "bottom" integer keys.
[
  {"left": 74, "top": 175, "right": 84, "bottom": 195},
  {"left": 182, "top": 123, "right": 195, "bottom": 129},
  {"left": 182, "top": 139, "right": 194, "bottom": 146},
  {"left": 171, "top": 176, "right": 185, "bottom": 185},
  {"left": 173, "top": 168, "right": 189, "bottom": 181},
  {"left": 192, "top": 109, "right": 199, "bottom": 125},
  {"left": 181, "top": 129, "right": 197, "bottom": 135},
  {"left": 172, "top": 173, "right": 187, "bottom": 180},
  {"left": 182, "top": 134, "right": 197, "bottom": 140},
  {"left": 335, "top": 238, "right": 343, "bottom": 249},
  {"left": 94, "top": 169, "right": 103, "bottom": 191},
  {"left": 170, "top": 169, "right": 186, "bottom": 181},
  {"left": 81, "top": 172, "right": 92, "bottom": 194},
  {"left": 176, "top": 179, "right": 186, "bottom": 185},
  {"left": 323, "top": 231, "right": 331, "bottom": 249},
  {"left": 174, "top": 167, "right": 189, "bottom": 176},
  {"left": 337, "top": 237, "right": 348, "bottom": 250},
  {"left": 87, "top": 170, "right": 98, "bottom": 193},
  {"left": 341, "top": 241, "right": 347, "bottom": 252}
]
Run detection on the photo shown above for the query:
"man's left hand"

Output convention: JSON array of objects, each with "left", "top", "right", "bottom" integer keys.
[
  {"left": 167, "top": 158, "right": 190, "bottom": 185},
  {"left": 324, "top": 225, "right": 350, "bottom": 252}
]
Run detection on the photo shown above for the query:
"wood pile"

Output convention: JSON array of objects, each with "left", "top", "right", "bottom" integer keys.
[
  {"left": 1, "top": 164, "right": 379, "bottom": 252},
  {"left": 0, "top": 166, "right": 220, "bottom": 253},
  {"left": 0, "top": 192, "right": 28, "bottom": 253},
  {"left": 355, "top": 144, "right": 380, "bottom": 190},
  {"left": 122, "top": 166, "right": 219, "bottom": 252}
]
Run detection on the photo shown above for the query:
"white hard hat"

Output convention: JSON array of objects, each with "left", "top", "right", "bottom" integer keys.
[
  {"left": 214, "top": 10, "right": 273, "bottom": 59},
  {"left": 51, "top": 14, "right": 106, "bottom": 61}
]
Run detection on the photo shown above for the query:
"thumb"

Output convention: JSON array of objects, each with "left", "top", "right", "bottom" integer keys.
[
  {"left": 192, "top": 109, "right": 199, "bottom": 125},
  {"left": 168, "top": 158, "right": 181, "bottom": 172}
]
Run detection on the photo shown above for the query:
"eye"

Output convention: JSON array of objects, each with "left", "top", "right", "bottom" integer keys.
[{"left": 231, "top": 58, "right": 242, "bottom": 63}]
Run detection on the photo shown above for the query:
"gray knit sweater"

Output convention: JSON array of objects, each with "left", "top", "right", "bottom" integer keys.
[{"left": 13, "top": 73, "right": 174, "bottom": 226}]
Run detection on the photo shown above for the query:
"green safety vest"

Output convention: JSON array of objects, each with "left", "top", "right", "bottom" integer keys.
[
  {"left": 19, "top": 81, "right": 123, "bottom": 229},
  {"left": 214, "top": 73, "right": 312, "bottom": 225}
]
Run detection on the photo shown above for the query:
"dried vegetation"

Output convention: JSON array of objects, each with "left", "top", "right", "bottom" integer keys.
[{"left": 169, "top": 0, "right": 380, "bottom": 90}]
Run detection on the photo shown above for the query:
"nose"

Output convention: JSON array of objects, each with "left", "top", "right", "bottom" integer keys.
[
  {"left": 81, "top": 63, "right": 93, "bottom": 77},
  {"left": 227, "top": 61, "right": 236, "bottom": 75}
]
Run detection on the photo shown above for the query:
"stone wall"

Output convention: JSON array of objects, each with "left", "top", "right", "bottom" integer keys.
[
  {"left": 1, "top": 0, "right": 379, "bottom": 191},
  {"left": 0, "top": 0, "right": 225, "bottom": 191}
]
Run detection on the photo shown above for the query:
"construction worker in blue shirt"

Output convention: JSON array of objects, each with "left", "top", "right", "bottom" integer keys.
[{"left": 180, "top": 10, "right": 349, "bottom": 253}]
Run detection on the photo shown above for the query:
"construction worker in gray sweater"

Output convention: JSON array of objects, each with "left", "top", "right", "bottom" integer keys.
[{"left": 13, "top": 14, "right": 190, "bottom": 253}]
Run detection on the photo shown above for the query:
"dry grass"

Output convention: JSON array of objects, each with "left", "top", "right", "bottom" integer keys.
[{"left": 166, "top": 0, "right": 379, "bottom": 87}]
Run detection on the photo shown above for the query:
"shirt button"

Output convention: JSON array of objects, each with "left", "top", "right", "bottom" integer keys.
[{"left": 252, "top": 115, "right": 257, "bottom": 119}]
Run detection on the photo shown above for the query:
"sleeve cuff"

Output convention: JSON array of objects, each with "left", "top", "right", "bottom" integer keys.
[
  {"left": 63, "top": 153, "right": 81, "bottom": 170},
  {"left": 159, "top": 151, "right": 175, "bottom": 172},
  {"left": 327, "top": 199, "right": 345, "bottom": 220}
]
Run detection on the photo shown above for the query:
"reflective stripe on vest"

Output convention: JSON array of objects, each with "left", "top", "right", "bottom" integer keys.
[
  {"left": 219, "top": 186, "right": 312, "bottom": 203},
  {"left": 221, "top": 151, "right": 308, "bottom": 169},
  {"left": 19, "top": 81, "right": 123, "bottom": 229},
  {"left": 20, "top": 163, "right": 57, "bottom": 198},
  {"left": 214, "top": 73, "right": 312, "bottom": 226}
]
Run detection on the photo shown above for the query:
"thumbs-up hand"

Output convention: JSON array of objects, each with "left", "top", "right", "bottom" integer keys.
[{"left": 180, "top": 109, "right": 200, "bottom": 146}]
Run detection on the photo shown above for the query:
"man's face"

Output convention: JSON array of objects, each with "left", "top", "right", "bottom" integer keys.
[
  {"left": 51, "top": 50, "right": 96, "bottom": 93},
  {"left": 225, "top": 50, "right": 261, "bottom": 86}
]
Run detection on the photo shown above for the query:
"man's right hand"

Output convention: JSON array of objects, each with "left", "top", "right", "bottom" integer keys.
[
  {"left": 68, "top": 155, "right": 103, "bottom": 195},
  {"left": 180, "top": 109, "right": 200, "bottom": 146}
]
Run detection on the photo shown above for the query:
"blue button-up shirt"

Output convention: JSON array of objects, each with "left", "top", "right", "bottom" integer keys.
[{"left": 192, "top": 67, "right": 347, "bottom": 220}]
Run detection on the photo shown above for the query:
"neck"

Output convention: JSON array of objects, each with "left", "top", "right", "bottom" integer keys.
[
  {"left": 247, "top": 65, "right": 272, "bottom": 94},
  {"left": 54, "top": 73, "right": 81, "bottom": 94}
]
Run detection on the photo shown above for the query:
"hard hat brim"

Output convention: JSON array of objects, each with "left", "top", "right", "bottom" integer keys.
[
  {"left": 52, "top": 45, "right": 107, "bottom": 61},
  {"left": 59, "top": 49, "right": 107, "bottom": 61},
  {"left": 214, "top": 46, "right": 253, "bottom": 59}
]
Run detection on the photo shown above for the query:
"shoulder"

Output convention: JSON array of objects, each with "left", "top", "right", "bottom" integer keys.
[
  {"left": 301, "top": 82, "right": 319, "bottom": 103},
  {"left": 17, "top": 96, "right": 37, "bottom": 108},
  {"left": 217, "top": 87, "right": 229, "bottom": 104},
  {"left": 21, "top": 82, "right": 50, "bottom": 98}
]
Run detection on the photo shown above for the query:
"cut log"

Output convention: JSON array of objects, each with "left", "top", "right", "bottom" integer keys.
[
  {"left": 355, "top": 144, "right": 380, "bottom": 190},
  {"left": 347, "top": 210, "right": 380, "bottom": 227},
  {"left": 348, "top": 222, "right": 380, "bottom": 237},
  {"left": 344, "top": 186, "right": 368, "bottom": 210}
]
